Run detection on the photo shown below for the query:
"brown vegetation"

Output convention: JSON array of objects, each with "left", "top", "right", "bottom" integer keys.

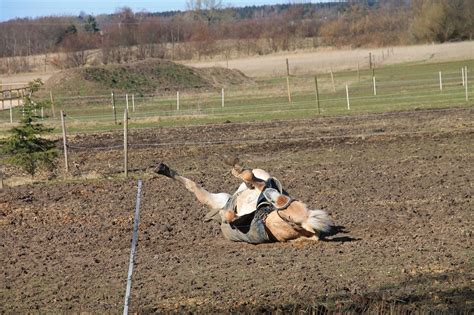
[{"left": 0, "top": 1, "right": 473, "bottom": 74}]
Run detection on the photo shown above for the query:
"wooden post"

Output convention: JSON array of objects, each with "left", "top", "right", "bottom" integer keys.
[
  {"left": 111, "top": 91, "right": 117, "bottom": 125},
  {"left": 41, "top": 107, "right": 44, "bottom": 120},
  {"left": 1, "top": 99, "right": 4, "bottom": 111},
  {"left": 439, "top": 71, "right": 443, "bottom": 91},
  {"left": 132, "top": 94, "right": 135, "bottom": 112},
  {"left": 50, "top": 91, "right": 56, "bottom": 118},
  {"left": 221, "top": 88, "right": 225, "bottom": 108},
  {"left": 314, "top": 76, "right": 320, "bottom": 114},
  {"left": 286, "top": 58, "right": 292, "bottom": 103},
  {"left": 9, "top": 101, "right": 13, "bottom": 123},
  {"left": 177, "top": 91, "right": 180, "bottom": 110},
  {"left": 124, "top": 109, "right": 128, "bottom": 178},
  {"left": 357, "top": 62, "right": 360, "bottom": 83},
  {"left": 126, "top": 94, "right": 129, "bottom": 111},
  {"left": 0, "top": 171, "right": 3, "bottom": 189},
  {"left": 330, "top": 68, "right": 336, "bottom": 92},
  {"left": 60, "top": 111, "right": 69, "bottom": 173},
  {"left": 345, "top": 84, "right": 350, "bottom": 110}
]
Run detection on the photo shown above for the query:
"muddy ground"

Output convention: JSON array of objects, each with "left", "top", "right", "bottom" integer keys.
[{"left": 1, "top": 108, "right": 473, "bottom": 313}]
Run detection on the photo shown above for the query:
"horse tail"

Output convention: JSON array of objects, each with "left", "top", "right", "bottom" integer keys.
[{"left": 302, "top": 209, "right": 332, "bottom": 233}]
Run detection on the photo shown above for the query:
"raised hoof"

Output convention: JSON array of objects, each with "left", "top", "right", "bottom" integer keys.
[{"left": 154, "top": 163, "right": 177, "bottom": 179}]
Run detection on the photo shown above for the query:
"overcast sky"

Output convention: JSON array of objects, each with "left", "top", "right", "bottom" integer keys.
[{"left": 0, "top": 0, "right": 332, "bottom": 22}]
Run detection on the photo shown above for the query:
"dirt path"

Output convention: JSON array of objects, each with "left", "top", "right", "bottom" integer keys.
[{"left": 1, "top": 108, "right": 473, "bottom": 313}]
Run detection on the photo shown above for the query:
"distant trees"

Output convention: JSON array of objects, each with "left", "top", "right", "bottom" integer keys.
[
  {"left": 0, "top": 1, "right": 472, "bottom": 73},
  {"left": 411, "top": 0, "right": 474, "bottom": 42}
]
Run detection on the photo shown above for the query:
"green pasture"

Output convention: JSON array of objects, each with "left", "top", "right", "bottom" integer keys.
[{"left": 0, "top": 59, "right": 472, "bottom": 135}]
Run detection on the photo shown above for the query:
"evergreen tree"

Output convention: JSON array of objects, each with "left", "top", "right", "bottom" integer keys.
[
  {"left": 1, "top": 79, "right": 58, "bottom": 177},
  {"left": 84, "top": 15, "right": 100, "bottom": 33}
]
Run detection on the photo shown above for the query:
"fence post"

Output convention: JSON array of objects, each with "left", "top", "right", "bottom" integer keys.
[
  {"left": 330, "top": 68, "right": 336, "bottom": 92},
  {"left": 112, "top": 91, "right": 117, "bottom": 125},
  {"left": 314, "top": 76, "right": 320, "bottom": 114},
  {"left": 462, "top": 67, "right": 465, "bottom": 86},
  {"left": 286, "top": 58, "right": 292, "bottom": 103},
  {"left": 132, "top": 94, "right": 135, "bottom": 112},
  {"left": 0, "top": 171, "right": 3, "bottom": 189},
  {"left": 9, "top": 101, "right": 13, "bottom": 123},
  {"left": 345, "top": 84, "right": 350, "bottom": 110},
  {"left": 439, "top": 71, "right": 443, "bottom": 91},
  {"left": 177, "top": 91, "right": 180, "bottom": 111},
  {"left": 373, "top": 76, "right": 377, "bottom": 96},
  {"left": 126, "top": 94, "right": 129, "bottom": 111},
  {"left": 123, "top": 179, "right": 142, "bottom": 315},
  {"left": 221, "top": 88, "right": 225, "bottom": 108},
  {"left": 124, "top": 109, "right": 128, "bottom": 178},
  {"left": 369, "top": 52, "right": 372, "bottom": 69},
  {"left": 357, "top": 62, "right": 360, "bottom": 83},
  {"left": 41, "top": 107, "right": 44, "bottom": 120},
  {"left": 60, "top": 111, "right": 69, "bottom": 173},
  {"left": 50, "top": 91, "right": 56, "bottom": 118},
  {"left": 465, "top": 66, "right": 469, "bottom": 102}
]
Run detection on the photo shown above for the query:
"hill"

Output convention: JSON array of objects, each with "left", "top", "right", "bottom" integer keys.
[{"left": 42, "top": 59, "right": 252, "bottom": 97}]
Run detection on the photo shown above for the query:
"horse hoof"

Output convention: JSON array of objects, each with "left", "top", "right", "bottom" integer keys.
[{"left": 154, "top": 163, "right": 177, "bottom": 178}]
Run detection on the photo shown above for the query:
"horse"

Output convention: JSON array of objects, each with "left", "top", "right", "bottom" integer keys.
[{"left": 154, "top": 157, "right": 333, "bottom": 244}]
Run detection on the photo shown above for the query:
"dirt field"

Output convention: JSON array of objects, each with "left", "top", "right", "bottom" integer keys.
[
  {"left": 184, "top": 41, "right": 474, "bottom": 77},
  {"left": 1, "top": 41, "right": 473, "bottom": 85},
  {"left": 1, "top": 108, "right": 473, "bottom": 313}
]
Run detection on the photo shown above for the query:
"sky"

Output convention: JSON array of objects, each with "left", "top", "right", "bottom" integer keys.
[{"left": 0, "top": 0, "right": 331, "bottom": 22}]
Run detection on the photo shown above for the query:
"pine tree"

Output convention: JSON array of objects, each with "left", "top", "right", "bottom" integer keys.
[
  {"left": 1, "top": 79, "right": 58, "bottom": 177},
  {"left": 84, "top": 15, "right": 100, "bottom": 33}
]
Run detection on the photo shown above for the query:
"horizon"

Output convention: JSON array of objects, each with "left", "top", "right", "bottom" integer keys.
[{"left": 0, "top": 0, "right": 336, "bottom": 22}]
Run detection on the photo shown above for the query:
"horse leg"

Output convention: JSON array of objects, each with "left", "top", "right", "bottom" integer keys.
[
  {"left": 264, "top": 188, "right": 332, "bottom": 240},
  {"left": 155, "top": 163, "right": 231, "bottom": 217}
]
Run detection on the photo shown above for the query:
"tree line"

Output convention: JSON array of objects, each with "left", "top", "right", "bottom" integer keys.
[{"left": 0, "top": 0, "right": 472, "bottom": 72}]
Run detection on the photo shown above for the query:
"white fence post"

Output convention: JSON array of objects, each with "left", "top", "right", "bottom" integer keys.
[
  {"left": 462, "top": 67, "right": 465, "bottom": 86},
  {"left": 123, "top": 179, "right": 143, "bottom": 315},
  {"left": 124, "top": 109, "right": 128, "bottom": 178},
  {"left": 221, "top": 88, "right": 225, "bottom": 108},
  {"left": 439, "top": 71, "right": 443, "bottom": 91},
  {"left": 60, "top": 111, "right": 69, "bottom": 173},
  {"left": 177, "top": 91, "right": 180, "bottom": 111},
  {"left": 345, "top": 84, "right": 350, "bottom": 110},
  {"left": 126, "top": 94, "right": 129, "bottom": 111},
  {"left": 465, "top": 66, "right": 469, "bottom": 102},
  {"left": 373, "top": 76, "right": 377, "bottom": 96},
  {"left": 132, "top": 94, "right": 135, "bottom": 112}
]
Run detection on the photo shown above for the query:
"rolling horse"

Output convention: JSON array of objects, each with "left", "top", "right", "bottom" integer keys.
[{"left": 155, "top": 157, "right": 333, "bottom": 244}]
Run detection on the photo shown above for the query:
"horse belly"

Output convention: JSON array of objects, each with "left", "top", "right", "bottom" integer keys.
[
  {"left": 235, "top": 189, "right": 259, "bottom": 216},
  {"left": 265, "top": 212, "right": 302, "bottom": 242}
]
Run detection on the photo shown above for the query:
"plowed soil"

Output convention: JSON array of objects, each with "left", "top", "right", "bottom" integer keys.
[{"left": 1, "top": 108, "right": 473, "bottom": 313}]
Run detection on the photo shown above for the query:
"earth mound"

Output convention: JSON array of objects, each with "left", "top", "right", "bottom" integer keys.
[{"left": 43, "top": 59, "right": 252, "bottom": 96}]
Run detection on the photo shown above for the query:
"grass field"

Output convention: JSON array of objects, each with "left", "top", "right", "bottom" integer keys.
[{"left": 0, "top": 58, "right": 472, "bottom": 135}]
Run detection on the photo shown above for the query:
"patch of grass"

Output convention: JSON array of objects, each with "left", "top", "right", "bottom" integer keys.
[
  {"left": 0, "top": 58, "right": 472, "bottom": 135},
  {"left": 82, "top": 67, "right": 155, "bottom": 93}
]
